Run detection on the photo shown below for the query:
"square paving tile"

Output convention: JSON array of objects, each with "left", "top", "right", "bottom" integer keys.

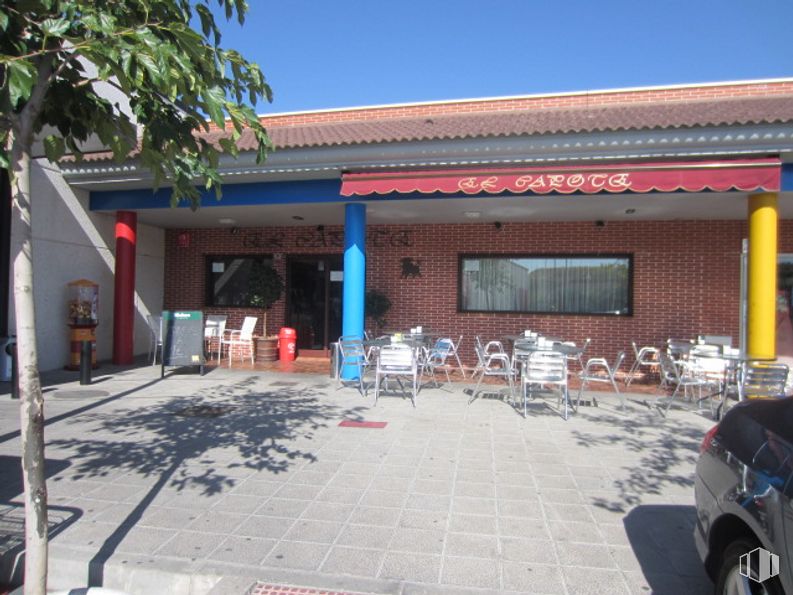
[
  {"left": 336, "top": 524, "right": 395, "bottom": 550},
  {"left": 562, "top": 566, "right": 631, "bottom": 595},
  {"left": 208, "top": 535, "right": 275, "bottom": 565},
  {"left": 263, "top": 540, "right": 330, "bottom": 571},
  {"left": 445, "top": 532, "right": 499, "bottom": 558},
  {"left": 320, "top": 545, "right": 385, "bottom": 577},
  {"left": 348, "top": 505, "right": 402, "bottom": 527},
  {"left": 379, "top": 551, "right": 441, "bottom": 583},
  {"left": 282, "top": 519, "right": 344, "bottom": 544},
  {"left": 154, "top": 530, "right": 223, "bottom": 561},
  {"left": 389, "top": 527, "right": 445, "bottom": 554},
  {"left": 255, "top": 497, "right": 311, "bottom": 518},
  {"left": 441, "top": 555, "right": 500, "bottom": 589},
  {"left": 233, "top": 515, "right": 294, "bottom": 540},
  {"left": 501, "top": 561, "right": 566, "bottom": 594}
]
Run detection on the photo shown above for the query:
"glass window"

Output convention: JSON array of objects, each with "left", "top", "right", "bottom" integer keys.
[
  {"left": 206, "top": 255, "right": 274, "bottom": 307},
  {"left": 459, "top": 255, "right": 632, "bottom": 315}
]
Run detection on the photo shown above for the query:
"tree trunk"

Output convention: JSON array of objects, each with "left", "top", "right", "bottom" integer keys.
[{"left": 10, "top": 136, "right": 48, "bottom": 595}]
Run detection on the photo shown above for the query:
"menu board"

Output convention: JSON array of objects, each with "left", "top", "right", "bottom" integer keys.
[{"left": 161, "top": 310, "right": 205, "bottom": 378}]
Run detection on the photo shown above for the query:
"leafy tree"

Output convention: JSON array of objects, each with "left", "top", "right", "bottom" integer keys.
[
  {"left": 248, "top": 262, "right": 284, "bottom": 337},
  {"left": 0, "top": 2, "right": 272, "bottom": 592}
]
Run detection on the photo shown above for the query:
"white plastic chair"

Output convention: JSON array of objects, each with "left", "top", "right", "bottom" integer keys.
[
  {"left": 577, "top": 351, "right": 626, "bottom": 411},
  {"left": 374, "top": 343, "right": 418, "bottom": 406},
  {"left": 146, "top": 315, "right": 163, "bottom": 365},
  {"left": 521, "top": 350, "right": 569, "bottom": 419},
  {"left": 204, "top": 315, "right": 227, "bottom": 360},
  {"left": 625, "top": 341, "right": 659, "bottom": 386},
  {"left": 219, "top": 316, "right": 257, "bottom": 366}
]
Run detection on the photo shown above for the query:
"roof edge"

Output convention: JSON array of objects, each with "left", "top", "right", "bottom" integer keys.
[{"left": 254, "top": 77, "right": 793, "bottom": 120}]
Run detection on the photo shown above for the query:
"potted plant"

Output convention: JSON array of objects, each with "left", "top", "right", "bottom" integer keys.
[
  {"left": 365, "top": 288, "right": 392, "bottom": 336},
  {"left": 248, "top": 262, "right": 284, "bottom": 361}
]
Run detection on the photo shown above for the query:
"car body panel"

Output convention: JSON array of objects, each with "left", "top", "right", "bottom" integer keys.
[{"left": 695, "top": 397, "right": 793, "bottom": 593}]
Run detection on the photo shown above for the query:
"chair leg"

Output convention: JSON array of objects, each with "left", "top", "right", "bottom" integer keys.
[
  {"left": 470, "top": 374, "right": 485, "bottom": 404},
  {"left": 454, "top": 351, "right": 466, "bottom": 378},
  {"left": 665, "top": 384, "right": 682, "bottom": 413}
]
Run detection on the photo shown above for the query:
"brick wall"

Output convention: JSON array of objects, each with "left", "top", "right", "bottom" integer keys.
[{"left": 164, "top": 219, "right": 793, "bottom": 366}]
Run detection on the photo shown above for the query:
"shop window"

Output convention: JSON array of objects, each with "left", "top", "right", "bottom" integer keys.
[
  {"left": 459, "top": 254, "right": 632, "bottom": 315},
  {"left": 206, "top": 255, "right": 274, "bottom": 307}
]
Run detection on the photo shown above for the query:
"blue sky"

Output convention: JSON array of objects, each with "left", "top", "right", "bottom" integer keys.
[{"left": 220, "top": 0, "right": 793, "bottom": 114}]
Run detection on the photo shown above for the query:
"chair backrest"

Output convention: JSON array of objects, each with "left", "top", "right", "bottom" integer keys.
[
  {"left": 742, "top": 363, "right": 789, "bottom": 399},
  {"left": 378, "top": 344, "right": 415, "bottom": 371},
  {"left": 658, "top": 351, "right": 681, "bottom": 382},
  {"left": 690, "top": 344, "right": 725, "bottom": 376},
  {"left": 240, "top": 316, "right": 258, "bottom": 339},
  {"left": 611, "top": 351, "right": 626, "bottom": 373},
  {"left": 697, "top": 335, "right": 732, "bottom": 347},
  {"left": 667, "top": 338, "right": 693, "bottom": 360},
  {"left": 339, "top": 336, "right": 366, "bottom": 359},
  {"left": 524, "top": 350, "right": 567, "bottom": 383},
  {"left": 205, "top": 315, "right": 227, "bottom": 337}
]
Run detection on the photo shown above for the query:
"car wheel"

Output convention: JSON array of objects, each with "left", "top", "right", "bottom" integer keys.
[{"left": 715, "top": 538, "right": 783, "bottom": 595}]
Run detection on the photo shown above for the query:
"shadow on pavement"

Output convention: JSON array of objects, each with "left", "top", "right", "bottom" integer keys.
[
  {"left": 0, "top": 455, "right": 82, "bottom": 586},
  {"left": 44, "top": 375, "right": 368, "bottom": 588},
  {"left": 624, "top": 504, "right": 712, "bottom": 594}
]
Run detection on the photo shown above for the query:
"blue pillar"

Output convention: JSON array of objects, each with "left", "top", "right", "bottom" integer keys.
[{"left": 341, "top": 203, "right": 366, "bottom": 380}]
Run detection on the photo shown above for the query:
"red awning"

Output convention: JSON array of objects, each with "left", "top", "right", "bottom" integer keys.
[{"left": 340, "top": 159, "right": 781, "bottom": 197}]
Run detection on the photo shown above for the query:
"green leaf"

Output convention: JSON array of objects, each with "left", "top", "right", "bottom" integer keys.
[
  {"left": 43, "top": 135, "right": 66, "bottom": 162},
  {"left": 0, "top": 9, "right": 9, "bottom": 32},
  {"left": 203, "top": 86, "right": 226, "bottom": 127},
  {"left": 7, "top": 60, "right": 36, "bottom": 107},
  {"left": 40, "top": 18, "right": 70, "bottom": 37}
]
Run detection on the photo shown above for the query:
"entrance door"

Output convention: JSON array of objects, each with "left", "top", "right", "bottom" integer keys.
[{"left": 287, "top": 256, "right": 343, "bottom": 351}]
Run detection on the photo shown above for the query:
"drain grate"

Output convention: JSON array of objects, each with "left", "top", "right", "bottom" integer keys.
[
  {"left": 248, "top": 582, "right": 368, "bottom": 595},
  {"left": 338, "top": 420, "right": 387, "bottom": 429},
  {"left": 174, "top": 404, "right": 233, "bottom": 418}
]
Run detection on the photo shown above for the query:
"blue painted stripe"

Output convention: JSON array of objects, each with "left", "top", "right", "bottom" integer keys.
[
  {"left": 90, "top": 179, "right": 345, "bottom": 211},
  {"left": 782, "top": 164, "right": 793, "bottom": 192},
  {"left": 90, "top": 176, "right": 764, "bottom": 212}
]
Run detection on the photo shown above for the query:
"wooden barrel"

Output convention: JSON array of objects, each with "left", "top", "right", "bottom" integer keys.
[{"left": 255, "top": 337, "right": 278, "bottom": 362}]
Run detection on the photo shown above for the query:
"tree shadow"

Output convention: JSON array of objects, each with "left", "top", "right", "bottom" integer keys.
[
  {"left": 0, "top": 455, "right": 82, "bottom": 586},
  {"left": 45, "top": 374, "right": 369, "bottom": 587},
  {"left": 570, "top": 411, "right": 707, "bottom": 512}
]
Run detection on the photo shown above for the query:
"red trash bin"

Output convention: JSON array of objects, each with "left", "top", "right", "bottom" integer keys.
[{"left": 278, "top": 327, "right": 297, "bottom": 361}]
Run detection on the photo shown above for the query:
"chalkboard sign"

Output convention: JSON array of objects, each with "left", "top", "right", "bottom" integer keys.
[{"left": 161, "top": 310, "right": 205, "bottom": 378}]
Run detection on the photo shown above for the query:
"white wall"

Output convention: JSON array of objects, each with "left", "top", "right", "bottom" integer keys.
[{"left": 7, "top": 159, "right": 165, "bottom": 371}]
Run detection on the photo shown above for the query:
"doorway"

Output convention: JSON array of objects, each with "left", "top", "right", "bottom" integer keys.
[{"left": 287, "top": 255, "right": 343, "bottom": 353}]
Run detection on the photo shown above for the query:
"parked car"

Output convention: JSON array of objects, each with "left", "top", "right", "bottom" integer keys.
[{"left": 695, "top": 396, "right": 793, "bottom": 594}]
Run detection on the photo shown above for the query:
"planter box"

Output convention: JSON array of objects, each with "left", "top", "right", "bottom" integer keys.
[{"left": 255, "top": 336, "right": 278, "bottom": 362}]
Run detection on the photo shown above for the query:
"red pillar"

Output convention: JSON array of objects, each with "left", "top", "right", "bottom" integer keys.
[{"left": 113, "top": 211, "right": 137, "bottom": 364}]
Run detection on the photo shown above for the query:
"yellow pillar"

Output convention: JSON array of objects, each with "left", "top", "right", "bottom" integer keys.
[{"left": 747, "top": 192, "right": 778, "bottom": 359}]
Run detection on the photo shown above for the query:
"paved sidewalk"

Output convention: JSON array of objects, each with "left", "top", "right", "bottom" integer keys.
[{"left": 0, "top": 361, "right": 714, "bottom": 594}]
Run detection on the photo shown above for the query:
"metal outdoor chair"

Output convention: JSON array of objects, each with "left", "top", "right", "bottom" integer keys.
[
  {"left": 577, "top": 351, "right": 626, "bottom": 411},
  {"left": 625, "top": 341, "right": 659, "bottom": 386},
  {"left": 741, "top": 362, "right": 789, "bottom": 401},
  {"left": 374, "top": 343, "right": 418, "bottom": 407},
  {"left": 421, "top": 337, "right": 455, "bottom": 389},
  {"left": 655, "top": 350, "right": 715, "bottom": 413},
  {"left": 472, "top": 336, "right": 507, "bottom": 380},
  {"left": 564, "top": 337, "right": 591, "bottom": 373},
  {"left": 470, "top": 340, "right": 515, "bottom": 404},
  {"left": 337, "top": 335, "right": 371, "bottom": 397},
  {"left": 448, "top": 335, "right": 466, "bottom": 378},
  {"left": 146, "top": 314, "right": 163, "bottom": 365},
  {"left": 521, "top": 350, "right": 569, "bottom": 419},
  {"left": 219, "top": 316, "right": 257, "bottom": 366}
]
